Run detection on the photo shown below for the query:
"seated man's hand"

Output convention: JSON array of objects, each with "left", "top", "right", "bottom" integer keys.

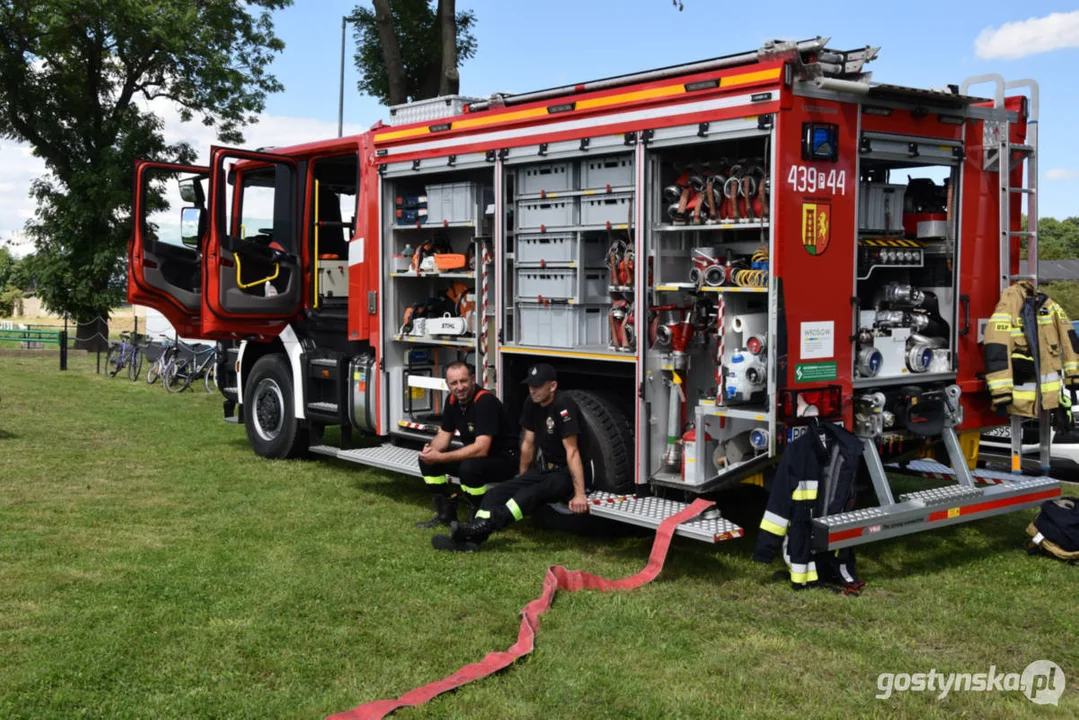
[
  {"left": 568, "top": 494, "right": 589, "bottom": 514},
  {"left": 419, "top": 444, "right": 443, "bottom": 463}
]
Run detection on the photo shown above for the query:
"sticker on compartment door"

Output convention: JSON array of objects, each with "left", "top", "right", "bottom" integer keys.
[{"left": 800, "top": 321, "right": 834, "bottom": 360}]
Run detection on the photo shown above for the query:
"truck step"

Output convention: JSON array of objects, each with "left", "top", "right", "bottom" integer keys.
[
  {"left": 887, "top": 458, "right": 1053, "bottom": 486},
  {"left": 308, "top": 401, "right": 339, "bottom": 414},
  {"left": 309, "top": 443, "right": 422, "bottom": 477},
  {"left": 814, "top": 476, "right": 1060, "bottom": 551},
  {"left": 587, "top": 492, "right": 744, "bottom": 544},
  {"left": 309, "top": 358, "right": 338, "bottom": 368}
]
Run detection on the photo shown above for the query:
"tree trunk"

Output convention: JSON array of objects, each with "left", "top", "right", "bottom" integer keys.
[
  {"left": 437, "top": 0, "right": 459, "bottom": 96},
  {"left": 372, "top": 0, "right": 407, "bottom": 106}
]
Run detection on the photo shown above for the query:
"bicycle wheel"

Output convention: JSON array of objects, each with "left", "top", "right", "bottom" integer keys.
[
  {"left": 204, "top": 362, "right": 219, "bottom": 393},
  {"left": 164, "top": 359, "right": 190, "bottom": 393},
  {"left": 127, "top": 348, "right": 143, "bottom": 382},
  {"left": 146, "top": 358, "right": 161, "bottom": 384},
  {"left": 105, "top": 344, "right": 123, "bottom": 377}
]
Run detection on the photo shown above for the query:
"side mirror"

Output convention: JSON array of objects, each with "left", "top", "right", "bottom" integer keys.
[
  {"left": 181, "top": 207, "right": 204, "bottom": 248},
  {"left": 179, "top": 177, "right": 204, "bottom": 205}
]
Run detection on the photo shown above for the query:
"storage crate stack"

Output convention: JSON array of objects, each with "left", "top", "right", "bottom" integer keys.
[
  {"left": 511, "top": 155, "right": 634, "bottom": 350},
  {"left": 395, "top": 193, "right": 428, "bottom": 226}
]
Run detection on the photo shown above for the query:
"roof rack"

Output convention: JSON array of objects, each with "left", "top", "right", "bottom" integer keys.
[{"left": 466, "top": 36, "right": 880, "bottom": 112}]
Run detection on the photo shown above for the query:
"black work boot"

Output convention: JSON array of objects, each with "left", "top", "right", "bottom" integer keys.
[
  {"left": 415, "top": 493, "right": 458, "bottom": 528},
  {"left": 431, "top": 534, "right": 480, "bottom": 552},
  {"left": 450, "top": 517, "right": 495, "bottom": 544}
]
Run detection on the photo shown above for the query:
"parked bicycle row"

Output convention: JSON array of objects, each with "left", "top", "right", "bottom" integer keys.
[{"left": 106, "top": 332, "right": 220, "bottom": 393}]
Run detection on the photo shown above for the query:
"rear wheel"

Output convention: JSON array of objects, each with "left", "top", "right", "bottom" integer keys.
[
  {"left": 243, "top": 354, "right": 307, "bottom": 459},
  {"left": 204, "top": 362, "right": 218, "bottom": 393},
  {"left": 105, "top": 344, "right": 122, "bottom": 377},
  {"left": 127, "top": 349, "right": 143, "bottom": 382},
  {"left": 563, "top": 389, "right": 635, "bottom": 494}
]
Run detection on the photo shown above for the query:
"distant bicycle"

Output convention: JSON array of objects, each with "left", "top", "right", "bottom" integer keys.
[
  {"left": 163, "top": 341, "right": 218, "bottom": 393},
  {"left": 145, "top": 336, "right": 175, "bottom": 384},
  {"left": 105, "top": 331, "right": 144, "bottom": 381}
]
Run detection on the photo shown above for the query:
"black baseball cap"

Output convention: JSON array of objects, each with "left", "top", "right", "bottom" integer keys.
[{"left": 522, "top": 363, "right": 557, "bottom": 386}]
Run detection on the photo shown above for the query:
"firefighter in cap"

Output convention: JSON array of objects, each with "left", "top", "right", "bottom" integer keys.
[
  {"left": 416, "top": 361, "right": 519, "bottom": 527},
  {"left": 433, "top": 363, "right": 589, "bottom": 552}
]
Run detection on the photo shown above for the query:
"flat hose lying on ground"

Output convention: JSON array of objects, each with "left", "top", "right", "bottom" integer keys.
[{"left": 327, "top": 498, "right": 716, "bottom": 720}]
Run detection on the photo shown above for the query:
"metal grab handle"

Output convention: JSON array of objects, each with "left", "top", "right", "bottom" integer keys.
[
  {"left": 959, "top": 295, "right": 971, "bottom": 336},
  {"left": 960, "top": 73, "right": 1005, "bottom": 109}
]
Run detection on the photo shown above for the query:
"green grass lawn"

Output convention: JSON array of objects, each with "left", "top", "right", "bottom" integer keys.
[{"left": 1, "top": 352, "right": 1076, "bottom": 719}]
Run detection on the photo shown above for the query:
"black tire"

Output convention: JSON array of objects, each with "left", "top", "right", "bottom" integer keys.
[
  {"left": 563, "top": 389, "right": 634, "bottom": 494},
  {"left": 163, "top": 360, "right": 188, "bottom": 393},
  {"left": 243, "top": 354, "right": 308, "bottom": 459},
  {"left": 105, "top": 344, "right": 122, "bottom": 377}
]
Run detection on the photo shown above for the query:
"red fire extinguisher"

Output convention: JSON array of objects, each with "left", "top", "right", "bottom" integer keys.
[{"left": 681, "top": 425, "right": 712, "bottom": 482}]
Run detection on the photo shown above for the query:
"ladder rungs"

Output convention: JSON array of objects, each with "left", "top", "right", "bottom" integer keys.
[
  {"left": 1009, "top": 187, "right": 1035, "bottom": 194},
  {"left": 1008, "top": 231, "right": 1036, "bottom": 237},
  {"left": 1010, "top": 143, "right": 1034, "bottom": 153},
  {"left": 1009, "top": 274, "right": 1037, "bottom": 281}
]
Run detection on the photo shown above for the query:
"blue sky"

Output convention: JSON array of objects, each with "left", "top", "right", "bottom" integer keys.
[
  {"left": 1, "top": 0, "right": 1077, "bottom": 255},
  {"left": 269, "top": 0, "right": 1079, "bottom": 216}
]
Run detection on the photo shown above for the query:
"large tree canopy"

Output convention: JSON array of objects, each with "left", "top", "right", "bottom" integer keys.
[
  {"left": 351, "top": 0, "right": 477, "bottom": 107},
  {"left": 0, "top": 0, "right": 291, "bottom": 338}
]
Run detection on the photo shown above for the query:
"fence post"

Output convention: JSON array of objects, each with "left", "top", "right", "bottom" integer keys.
[{"left": 59, "top": 331, "right": 67, "bottom": 371}]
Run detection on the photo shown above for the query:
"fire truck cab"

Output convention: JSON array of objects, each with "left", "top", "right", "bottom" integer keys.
[{"left": 129, "top": 37, "right": 1060, "bottom": 549}]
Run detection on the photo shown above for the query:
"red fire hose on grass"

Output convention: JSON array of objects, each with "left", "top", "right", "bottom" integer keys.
[{"left": 327, "top": 498, "right": 716, "bottom": 720}]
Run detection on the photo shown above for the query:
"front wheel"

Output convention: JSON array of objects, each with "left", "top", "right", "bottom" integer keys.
[
  {"left": 242, "top": 354, "right": 307, "bottom": 459},
  {"left": 204, "top": 362, "right": 218, "bottom": 393}
]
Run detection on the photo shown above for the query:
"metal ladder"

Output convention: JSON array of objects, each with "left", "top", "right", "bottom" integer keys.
[{"left": 960, "top": 74, "right": 1050, "bottom": 474}]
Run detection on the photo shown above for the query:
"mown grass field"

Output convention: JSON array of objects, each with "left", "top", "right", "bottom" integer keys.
[{"left": 1, "top": 352, "right": 1076, "bottom": 719}]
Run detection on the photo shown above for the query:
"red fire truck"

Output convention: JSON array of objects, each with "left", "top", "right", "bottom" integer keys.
[{"left": 129, "top": 36, "right": 1061, "bottom": 549}]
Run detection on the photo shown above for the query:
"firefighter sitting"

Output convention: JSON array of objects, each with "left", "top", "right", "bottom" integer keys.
[
  {"left": 432, "top": 363, "right": 590, "bottom": 552},
  {"left": 416, "top": 361, "right": 519, "bottom": 528}
]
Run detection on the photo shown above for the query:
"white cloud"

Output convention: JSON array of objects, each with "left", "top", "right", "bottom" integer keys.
[
  {"left": 0, "top": 104, "right": 368, "bottom": 251},
  {"left": 1047, "top": 168, "right": 1079, "bottom": 181},
  {"left": 975, "top": 11, "right": 1079, "bottom": 60}
]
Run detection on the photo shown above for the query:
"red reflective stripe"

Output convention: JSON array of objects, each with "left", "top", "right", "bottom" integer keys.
[
  {"left": 829, "top": 527, "right": 865, "bottom": 544},
  {"left": 327, "top": 498, "right": 716, "bottom": 720},
  {"left": 928, "top": 488, "right": 1060, "bottom": 522}
]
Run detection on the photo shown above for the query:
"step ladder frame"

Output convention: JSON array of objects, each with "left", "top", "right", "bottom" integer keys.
[{"left": 960, "top": 74, "right": 1051, "bottom": 475}]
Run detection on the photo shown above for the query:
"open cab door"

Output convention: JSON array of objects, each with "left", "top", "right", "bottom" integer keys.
[
  {"left": 128, "top": 161, "right": 209, "bottom": 338},
  {"left": 202, "top": 146, "right": 303, "bottom": 339}
]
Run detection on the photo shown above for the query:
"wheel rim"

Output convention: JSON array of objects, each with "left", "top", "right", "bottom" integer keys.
[{"left": 252, "top": 378, "right": 285, "bottom": 442}]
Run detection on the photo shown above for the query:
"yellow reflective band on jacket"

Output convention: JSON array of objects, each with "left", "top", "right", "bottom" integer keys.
[
  {"left": 991, "top": 313, "right": 1012, "bottom": 322},
  {"left": 987, "top": 378, "right": 1013, "bottom": 390},
  {"left": 506, "top": 498, "right": 524, "bottom": 521},
  {"left": 792, "top": 480, "right": 819, "bottom": 501},
  {"left": 1065, "top": 361, "right": 1079, "bottom": 373},
  {"left": 475, "top": 509, "right": 492, "bottom": 520},
  {"left": 760, "top": 510, "right": 789, "bottom": 537},
  {"left": 789, "top": 561, "right": 818, "bottom": 584},
  {"left": 423, "top": 475, "right": 449, "bottom": 486},
  {"left": 460, "top": 484, "right": 488, "bottom": 496}
]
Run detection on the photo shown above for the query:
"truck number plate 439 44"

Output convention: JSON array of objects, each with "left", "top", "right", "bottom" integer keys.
[{"left": 787, "top": 166, "right": 847, "bottom": 195}]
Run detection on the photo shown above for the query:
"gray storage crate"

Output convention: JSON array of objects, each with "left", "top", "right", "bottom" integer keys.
[
  {"left": 388, "top": 95, "right": 482, "bottom": 124},
  {"left": 518, "top": 162, "right": 574, "bottom": 195},
  {"left": 517, "top": 198, "right": 577, "bottom": 229},
  {"left": 858, "top": 182, "right": 906, "bottom": 232},
  {"left": 582, "top": 270, "right": 608, "bottom": 302},
  {"left": 515, "top": 268, "right": 609, "bottom": 301},
  {"left": 518, "top": 303, "right": 608, "bottom": 348},
  {"left": 516, "top": 268, "right": 575, "bottom": 299},
  {"left": 581, "top": 193, "right": 632, "bottom": 226},
  {"left": 425, "top": 182, "right": 480, "bottom": 224},
  {"left": 516, "top": 234, "right": 607, "bottom": 265},
  {"left": 581, "top": 156, "right": 633, "bottom": 189}
]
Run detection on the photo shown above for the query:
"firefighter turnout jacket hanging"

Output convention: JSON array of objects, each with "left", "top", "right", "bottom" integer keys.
[
  {"left": 984, "top": 281, "right": 1079, "bottom": 418},
  {"left": 753, "top": 420, "right": 865, "bottom": 591}
]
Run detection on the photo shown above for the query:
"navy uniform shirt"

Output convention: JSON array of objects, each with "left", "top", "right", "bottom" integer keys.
[
  {"left": 520, "top": 393, "right": 582, "bottom": 467},
  {"left": 440, "top": 388, "right": 518, "bottom": 457}
]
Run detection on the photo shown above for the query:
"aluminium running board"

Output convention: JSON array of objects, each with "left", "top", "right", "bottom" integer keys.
[
  {"left": 813, "top": 475, "right": 1059, "bottom": 551},
  {"left": 587, "top": 492, "right": 744, "bottom": 544}
]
